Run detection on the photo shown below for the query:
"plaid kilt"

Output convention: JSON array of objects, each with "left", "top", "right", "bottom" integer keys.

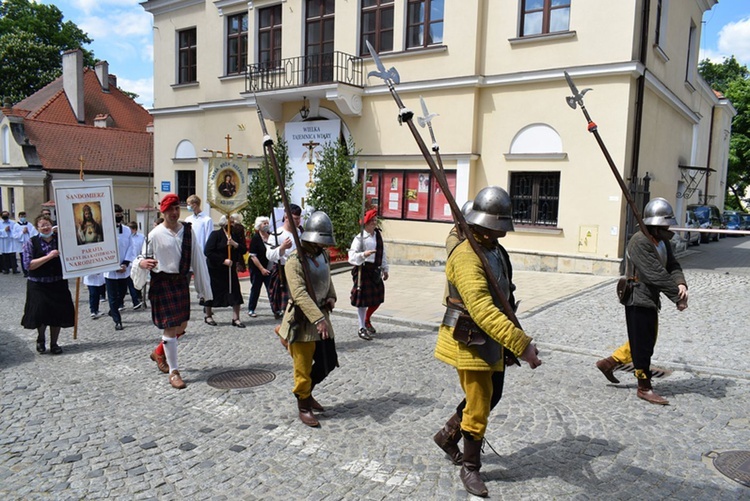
[
  {"left": 269, "top": 263, "right": 289, "bottom": 313},
  {"left": 149, "top": 272, "right": 190, "bottom": 329},
  {"left": 350, "top": 263, "right": 385, "bottom": 307}
]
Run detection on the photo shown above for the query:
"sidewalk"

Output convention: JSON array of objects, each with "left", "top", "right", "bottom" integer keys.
[{"left": 241, "top": 264, "right": 615, "bottom": 327}]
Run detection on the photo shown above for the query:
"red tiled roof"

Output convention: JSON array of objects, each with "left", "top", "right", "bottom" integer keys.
[
  {"left": 23, "top": 120, "right": 151, "bottom": 175},
  {"left": 15, "top": 68, "right": 151, "bottom": 132}
]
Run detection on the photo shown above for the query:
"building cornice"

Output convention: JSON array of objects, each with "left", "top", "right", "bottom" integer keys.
[
  {"left": 140, "top": 0, "right": 204, "bottom": 16},
  {"left": 643, "top": 70, "right": 700, "bottom": 124},
  {"left": 214, "top": 0, "right": 251, "bottom": 16}
]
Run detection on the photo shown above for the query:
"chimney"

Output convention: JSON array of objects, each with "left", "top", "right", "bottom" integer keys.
[
  {"left": 108, "top": 74, "right": 117, "bottom": 89},
  {"left": 62, "top": 49, "right": 84, "bottom": 123},
  {"left": 95, "top": 61, "right": 110, "bottom": 91}
]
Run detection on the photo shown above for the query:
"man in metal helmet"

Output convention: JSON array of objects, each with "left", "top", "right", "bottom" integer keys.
[
  {"left": 277, "top": 211, "right": 338, "bottom": 428},
  {"left": 595, "top": 197, "right": 688, "bottom": 405},
  {"left": 434, "top": 186, "right": 542, "bottom": 497}
]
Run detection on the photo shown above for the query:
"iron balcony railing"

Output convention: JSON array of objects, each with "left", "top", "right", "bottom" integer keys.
[{"left": 246, "top": 51, "right": 364, "bottom": 93}]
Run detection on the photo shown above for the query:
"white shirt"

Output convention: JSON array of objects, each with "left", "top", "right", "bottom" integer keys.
[
  {"left": 83, "top": 272, "right": 105, "bottom": 287},
  {"left": 13, "top": 220, "right": 37, "bottom": 252},
  {"left": 184, "top": 211, "right": 214, "bottom": 254},
  {"left": 348, "top": 230, "right": 389, "bottom": 273},
  {"left": 104, "top": 224, "right": 134, "bottom": 280},
  {"left": 266, "top": 227, "right": 300, "bottom": 266},
  {"left": 0, "top": 219, "right": 19, "bottom": 253},
  {"left": 134, "top": 223, "right": 212, "bottom": 301}
]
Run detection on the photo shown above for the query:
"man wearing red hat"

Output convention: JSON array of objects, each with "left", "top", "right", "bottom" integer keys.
[
  {"left": 132, "top": 194, "right": 213, "bottom": 389},
  {"left": 347, "top": 208, "right": 389, "bottom": 341}
]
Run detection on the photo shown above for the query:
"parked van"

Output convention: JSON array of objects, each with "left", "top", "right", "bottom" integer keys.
[{"left": 686, "top": 204, "right": 723, "bottom": 243}]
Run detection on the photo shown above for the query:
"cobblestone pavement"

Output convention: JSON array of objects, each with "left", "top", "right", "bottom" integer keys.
[{"left": 0, "top": 237, "right": 748, "bottom": 499}]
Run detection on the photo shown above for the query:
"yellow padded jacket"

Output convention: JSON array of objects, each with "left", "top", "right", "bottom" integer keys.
[
  {"left": 434, "top": 240, "right": 532, "bottom": 371},
  {"left": 278, "top": 248, "right": 337, "bottom": 343}
]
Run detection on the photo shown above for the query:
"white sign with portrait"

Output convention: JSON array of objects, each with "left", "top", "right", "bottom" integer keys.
[{"left": 52, "top": 179, "right": 120, "bottom": 278}]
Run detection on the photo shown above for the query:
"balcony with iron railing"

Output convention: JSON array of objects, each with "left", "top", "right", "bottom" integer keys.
[{"left": 243, "top": 51, "right": 365, "bottom": 120}]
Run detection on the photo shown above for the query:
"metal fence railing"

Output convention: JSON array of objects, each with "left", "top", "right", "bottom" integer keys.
[{"left": 246, "top": 51, "right": 364, "bottom": 93}]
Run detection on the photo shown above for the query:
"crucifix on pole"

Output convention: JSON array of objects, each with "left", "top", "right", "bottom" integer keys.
[{"left": 302, "top": 139, "right": 320, "bottom": 190}]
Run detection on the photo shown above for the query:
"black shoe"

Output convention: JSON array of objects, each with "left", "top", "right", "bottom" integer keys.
[
  {"left": 50, "top": 344, "right": 63, "bottom": 355},
  {"left": 231, "top": 319, "right": 246, "bottom": 328},
  {"left": 133, "top": 301, "right": 143, "bottom": 310},
  {"left": 36, "top": 341, "right": 46, "bottom": 353},
  {"left": 358, "top": 328, "right": 372, "bottom": 341},
  {"left": 12, "top": 270, "right": 20, "bottom": 274},
  {"left": 115, "top": 323, "right": 124, "bottom": 331}
]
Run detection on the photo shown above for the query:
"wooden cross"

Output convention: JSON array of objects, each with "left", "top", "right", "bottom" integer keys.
[
  {"left": 79, "top": 155, "right": 85, "bottom": 181},
  {"left": 225, "top": 134, "right": 232, "bottom": 156}
]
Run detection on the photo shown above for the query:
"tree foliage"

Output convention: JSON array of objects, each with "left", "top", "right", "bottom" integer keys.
[
  {"left": 0, "top": 0, "right": 94, "bottom": 104},
  {"left": 240, "top": 132, "right": 293, "bottom": 237},
  {"left": 306, "top": 137, "right": 362, "bottom": 253},
  {"left": 699, "top": 56, "right": 750, "bottom": 211}
]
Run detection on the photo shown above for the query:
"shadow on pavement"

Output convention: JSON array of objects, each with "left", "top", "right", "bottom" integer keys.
[{"left": 324, "top": 392, "right": 435, "bottom": 423}]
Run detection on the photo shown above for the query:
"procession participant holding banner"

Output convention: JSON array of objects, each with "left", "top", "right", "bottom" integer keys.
[
  {"left": 134, "top": 194, "right": 212, "bottom": 389},
  {"left": 348, "top": 209, "right": 389, "bottom": 341},
  {"left": 21, "top": 214, "right": 75, "bottom": 355},
  {"left": 203, "top": 215, "right": 246, "bottom": 328}
]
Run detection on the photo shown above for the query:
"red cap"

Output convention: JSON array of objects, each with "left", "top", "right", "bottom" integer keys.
[
  {"left": 362, "top": 209, "right": 378, "bottom": 225},
  {"left": 160, "top": 194, "right": 180, "bottom": 213}
]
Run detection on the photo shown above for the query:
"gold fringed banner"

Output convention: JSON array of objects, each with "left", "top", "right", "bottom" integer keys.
[{"left": 207, "top": 156, "right": 250, "bottom": 215}]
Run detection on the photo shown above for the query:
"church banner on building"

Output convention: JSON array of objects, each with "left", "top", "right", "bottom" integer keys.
[
  {"left": 52, "top": 179, "right": 120, "bottom": 278},
  {"left": 206, "top": 155, "right": 250, "bottom": 215},
  {"left": 285, "top": 119, "right": 341, "bottom": 207}
]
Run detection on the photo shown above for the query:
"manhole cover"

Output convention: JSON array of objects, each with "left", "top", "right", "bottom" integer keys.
[
  {"left": 706, "top": 450, "right": 750, "bottom": 488},
  {"left": 207, "top": 369, "right": 276, "bottom": 389}
]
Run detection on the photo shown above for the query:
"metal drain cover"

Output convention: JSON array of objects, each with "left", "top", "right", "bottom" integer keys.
[
  {"left": 706, "top": 450, "right": 750, "bottom": 488},
  {"left": 207, "top": 369, "right": 276, "bottom": 389}
]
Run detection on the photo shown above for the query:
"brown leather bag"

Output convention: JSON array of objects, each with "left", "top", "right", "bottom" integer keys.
[
  {"left": 452, "top": 312, "right": 488, "bottom": 347},
  {"left": 616, "top": 277, "right": 634, "bottom": 305}
]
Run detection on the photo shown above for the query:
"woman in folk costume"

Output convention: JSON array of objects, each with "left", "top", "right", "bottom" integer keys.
[{"left": 348, "top": 209, "right": 389, "bottom": 341}]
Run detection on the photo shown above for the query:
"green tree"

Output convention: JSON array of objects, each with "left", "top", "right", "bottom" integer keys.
[
  {"left": 306, "top": 137, "right": 362, "bottom": 253},
  {"left": 240, "top": 132, "right": 292, "bottom": 236},
  {"left": 699, "top": 56, "right": 750, "bottom": 210},
  {"left": 0, "top": 0, "right": 95, "bottom": 104}
]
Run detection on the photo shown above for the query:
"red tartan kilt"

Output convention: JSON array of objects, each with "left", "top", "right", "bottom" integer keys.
[
  {"left": 149, "top": 273, "right": 191, "bottom": 329},
  {"left": 268, "top": 263, "right": 289, "bottom": 313},
  {"left": 350, "top": 264, "right": 385, "bottom": 307}
]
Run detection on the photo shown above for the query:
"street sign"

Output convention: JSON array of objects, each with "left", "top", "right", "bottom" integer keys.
[{"left": 161, "top": 181, "right": 170, "bottom": 192}]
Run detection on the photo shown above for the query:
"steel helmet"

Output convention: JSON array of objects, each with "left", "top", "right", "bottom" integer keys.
[
  {"left": 465, "top": 186, "right": 514, "bottom": 232},
  {"left": 643, "top": 197, "right": 677, "bottom": 226},
  {"left": 301, "top": 211, "right": 336, "bottom": 246},
  {"left": 461, "top": 200, "right": 473, "bottom": 217}
]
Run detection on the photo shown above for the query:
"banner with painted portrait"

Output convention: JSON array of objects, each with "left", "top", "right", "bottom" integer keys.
[
  {"left": 52, "top": 179, "right": 120, "bottom": 278},
  {"left": 207, "top": 155, "right": 250, "bottom": 215}
]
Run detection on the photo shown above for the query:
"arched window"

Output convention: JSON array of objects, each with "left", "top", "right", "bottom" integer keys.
[
  {"left": 509, "top": 123, "right": 564, "bottom": 155},
  {"left": 174, "top": 139, "right": 197, "bottom": 160}
]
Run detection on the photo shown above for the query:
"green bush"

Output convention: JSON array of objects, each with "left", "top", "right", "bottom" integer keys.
[{"left": 307, "top": 137, "right": 363, "bottom": 253}]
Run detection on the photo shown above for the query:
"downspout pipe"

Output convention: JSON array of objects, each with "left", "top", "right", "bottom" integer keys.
[
  {"left": 630, "top": 0, "right": 650, "bottom": 183},
  {"left": 704, "top": 105, "right": 716, "bottom": 204}
]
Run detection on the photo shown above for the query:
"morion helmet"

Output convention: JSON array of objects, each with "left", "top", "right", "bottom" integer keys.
[
  {"left": 301, "top": 211, "right": 336, "bottom": 246},
  {"left": 465, "top": 186, "right": 514, "bottom": 232},
  {"left": 643, "top": 197, "right": 677, "bottom": 226}
]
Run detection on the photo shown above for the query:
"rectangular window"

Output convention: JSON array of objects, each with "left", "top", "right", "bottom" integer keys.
[
  {"left": 520, "top": 0, "right": 570, "bottom": 37},
  {"left": 406, "top": 0, "right": 444, "bottom": 49},
  {"left": 362, "top": 170, "right": 456, "bottom": 222},
  {"left": 176, "top": 170, "right": 196, "bottom": 204},
  {"left": 361, "top": 0, "right": 394, "bottom": 55},
  {"left": 685, "top": 21, "right": 698, "bottom": 85},
  {"left": 178, "top": 28, "right": 197, "bottom": 84},
  {"left": 509, "top": 172, "right": 560, "bottom": 226},
  {"left": 258, "top": 5, "right": 282, "bottom": 70},
  {"left": 305, "top": 0, "right": 335, "bottom": 83},
  {"left": 227, "top": 13, "right": 248, "bottom": 75}
]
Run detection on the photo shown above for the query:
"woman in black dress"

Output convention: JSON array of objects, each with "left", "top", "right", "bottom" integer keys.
[
  {"left": 203, "top": 215, "right": 247, "bottom": 327},
  {"left": 21, "top": 215, "right": 75, "bottom": 354}
]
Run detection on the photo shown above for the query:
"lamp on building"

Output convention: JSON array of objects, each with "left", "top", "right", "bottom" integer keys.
[{"left": 300, "top": 96, "right": 310, "bottom": 120}]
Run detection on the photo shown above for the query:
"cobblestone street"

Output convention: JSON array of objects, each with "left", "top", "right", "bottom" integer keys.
[{"left": 1, "top": 237, "right": 748, "bottom": 499}]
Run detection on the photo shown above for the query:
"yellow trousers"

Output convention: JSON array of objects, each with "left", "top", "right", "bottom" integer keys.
[
  {"left": 289, "top": 341, "right": 316, "bottom": 399},
  {"left": 611, "top": 342, "right": 632, "bottom": 364},
  {"left": 457, "top": 369, "right": 496, "bottom": 439}
]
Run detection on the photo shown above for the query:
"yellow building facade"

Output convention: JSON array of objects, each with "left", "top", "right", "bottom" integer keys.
[{"left": 141, "top": 0, "right": 734, "bottom": 275}]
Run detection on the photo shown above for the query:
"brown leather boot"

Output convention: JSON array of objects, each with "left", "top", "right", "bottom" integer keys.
[
  {"left": 433, "top": 413, "right": 463, "bottom": 465},
  {"left": 596, "top": 356, "right": 621, "bottom": 384},
  {"left": 309, "top": 395, "right": 325, "bottom": 412},
  {"left": 459, "top": 432, "right": 488, "bottom": 497},
  {"left": 297, "top": 397, "right": 320, "bottom": 427},
  {"left": 150, "top": 349, "right": 169, "bottom": 373},
  {"left": 637, "top": 378, "right": 669, "bottom": 405}
]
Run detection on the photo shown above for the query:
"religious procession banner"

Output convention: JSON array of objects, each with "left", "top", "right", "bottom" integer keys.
[
  {"left": 206, "top": 155, "right": 250, "bottom": 215},
  {"left": 52, "top": 179, "right": 120, "bottom": 279},
  {"left": 285, "top": 119, "right": 341, "bottom": 207}
]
